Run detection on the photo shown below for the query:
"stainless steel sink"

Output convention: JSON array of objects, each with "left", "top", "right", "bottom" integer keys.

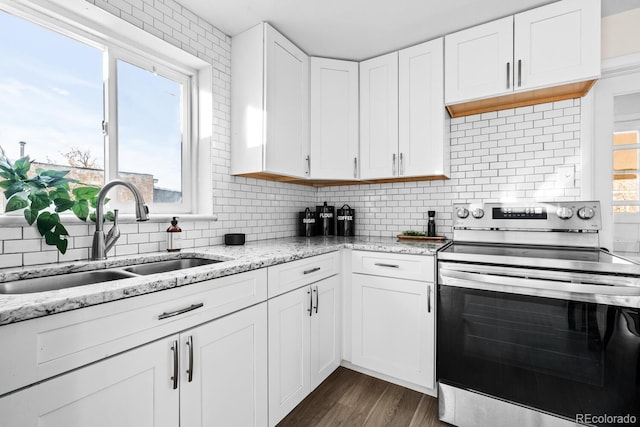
[
  {"left": 123, "top": 258, "right": 222, "bottom": 275},
  {"left": 0, "top": 270, "right": 138, "bottom": 295}
]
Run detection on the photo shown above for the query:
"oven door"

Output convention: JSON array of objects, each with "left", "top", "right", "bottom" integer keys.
[{"left": 438, "top": 261, "right": 640, "bottom": 424}]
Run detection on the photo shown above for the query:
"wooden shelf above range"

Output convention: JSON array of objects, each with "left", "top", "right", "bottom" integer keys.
[
  {"left": 445, "top": 79, "right": 597, "bottom": 118},
  {"left": 234, "top": 172, "right": 449, "bottom": 187}
]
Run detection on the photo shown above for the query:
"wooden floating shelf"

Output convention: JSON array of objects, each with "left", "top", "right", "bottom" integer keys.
[
  {"left": 445, "top": 79, "right": 597, "bottom": 118},
  {"left": 235, "top": 172, "right": 450, "bottom": 187}
]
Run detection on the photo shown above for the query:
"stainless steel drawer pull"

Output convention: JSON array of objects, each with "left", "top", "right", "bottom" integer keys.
[
  {"left": 186, "top": 335, "right": 194, "bottom": 382},
  {"left": 374, "top": 262, "right": 400, "bottom": 268},
  {"left": 308, "top": 288, "right": 313, "bottom": 317},
  {"left": 158, "top": 303, "right": 204, "bottom": 320},
  {"left": 170, "top": 340, "right": 179, "bottom": 390},
  {"left": 427, "top": 285, "right": 431, "bottom": 313},
  {"left": 303, "top": 267, "right": 321, "bottom": 275},
  {"left": 354, "top": 157, "right": 358, "bottom": 178},
  {"left": 506, "top": 62, "right": 511, "bottom": 89}
]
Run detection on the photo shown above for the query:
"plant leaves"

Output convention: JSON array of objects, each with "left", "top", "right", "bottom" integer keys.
[
  {"left": 55, "top": 222, "right": 69, "bottom": 236},
  {"left": 90, "top": 197, "right": 109, "bottom": 208},
  {"left": 41, "top": 170, "right": 70, "bottom": 179},
  {"left": 104, "top": 211, "right": 115, "bottom": 222},
  {"left": 0, "top": 179, "right": 14, "bottom": 189},
  {"left": 13, "top": 156, "right": 31, "bottom": 178},
  {"left": 5, "top": 195, "right": 28, "bottom": 212},
  {"left": 44, "top": 230, "right": 68, "bottom": 254},
  {"left": 36, "top": 211, "right": 55, "bottom": 235},
  {"left": 72, "top": 199, "right": 89, "bottom": 221},
  {"left": 54, "top": 198, "right": 75, "bottom": 212},
  {"left": 24, "top": 208, "right": 38, "bottom": 225},
  {"left": 28, "top": 190, "right": 51, "bottom": 211},
  {"left": 4, "top": 181, "right": 26, "bottom": 199},
  {"left": 50, "top": 188, "right": 70, "bottom": 200},
  {"left": 72, "top": 186, "right": 99, "bottom": 200},
  {"left": 89, "top": 212, "right": 96, "bottom": 223}
]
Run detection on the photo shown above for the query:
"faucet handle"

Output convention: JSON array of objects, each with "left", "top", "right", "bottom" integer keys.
[{"left": 105, "top": 209, "right": 121, "bottom": 253}]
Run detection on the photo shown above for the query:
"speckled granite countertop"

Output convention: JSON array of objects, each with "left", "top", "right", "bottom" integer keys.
[{"left": 0, "top": 236, "right": 446, "bottom": 326}]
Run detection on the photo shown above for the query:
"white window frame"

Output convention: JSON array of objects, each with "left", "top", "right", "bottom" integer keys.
[{"left": 0, "top": 0, "right": 212, "bottom": 218}]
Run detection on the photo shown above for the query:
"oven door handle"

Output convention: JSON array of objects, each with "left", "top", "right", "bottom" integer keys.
[
  {"left": 440, "top": 268, "right": 640, "bottom": 305},
  {"left": 440, "top": 268, "right": 640, "bottom": 296}
]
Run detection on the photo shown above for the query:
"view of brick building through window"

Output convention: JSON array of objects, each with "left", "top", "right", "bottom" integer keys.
[{"left": 613, "top": 131, "right": 640, "bottom": 213}]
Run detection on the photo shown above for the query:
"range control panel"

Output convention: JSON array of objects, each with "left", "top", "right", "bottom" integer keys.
[{"left": 453, "top": 201, "right": 601, "bottom": 231}]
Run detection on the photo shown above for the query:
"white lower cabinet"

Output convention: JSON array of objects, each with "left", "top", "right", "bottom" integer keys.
[
  {"left": 350, "top": 252, "right": 435, "bottom": 391},
  {"left": 0, "top": 302, "right": 268, "bottom": 427},
  {"left": 181, "top": 302, "right": 268, "bottom": 427},
  {"left": 0, "top": 336, "right": 178, "bottom": 427},
  {"left": 268, "top": 274, "right": 341, "bottom": 426}
]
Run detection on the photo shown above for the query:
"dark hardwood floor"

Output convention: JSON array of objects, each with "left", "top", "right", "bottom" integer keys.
[{"left": 278, "top": 367, "right": 451, "bottom": 427}]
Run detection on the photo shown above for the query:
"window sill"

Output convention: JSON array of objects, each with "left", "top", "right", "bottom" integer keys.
[{"left": 0, "top": 213, "right": 218, "bottom": 227}]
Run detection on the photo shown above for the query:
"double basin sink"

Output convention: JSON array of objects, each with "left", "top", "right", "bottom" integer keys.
[{"left": 0, "top": 257, "right": 223, "bottom": 295}]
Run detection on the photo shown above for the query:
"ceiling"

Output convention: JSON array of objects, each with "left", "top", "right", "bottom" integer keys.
[{"left": 177, "top": 0, "right": 640, "bottom": 61}]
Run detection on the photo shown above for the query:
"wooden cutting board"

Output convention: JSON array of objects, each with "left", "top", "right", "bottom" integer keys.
[{"left": 397, "top": 235, "right": 447, "bottom": 241}]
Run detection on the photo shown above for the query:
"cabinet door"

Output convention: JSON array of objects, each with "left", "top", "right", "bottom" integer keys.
[
  {"left": 310, "top": 58, "right": 359, "bottom": 180},
  {"left": 180, "top": 303, "right": 268, "bottom": 427},
  {"left": 310, "top": 275, "right": 342, "bottom": 389},
  {"left": 399, "top": 38, "right": 446, "bottom": 178},
  {"left": 268, "top": 286, "right": 311, "bottom": 426},
  {"left": 360, "top": 51, "right": 399, "bottom": 179},
  {"left": 351, "top": 274, "right": 434, "bottom": 389},
  {"left": 444, "top": 16, "right": 513, "bottom": 104},
  {"left": 265, "top": 24, "right": 309, "bottom": 178},
  {"left": 0, "top": 336, "right": 178, "bottom": 427},
  {"left": 514, "top": 0, "right": 600, "bottom": 91}
]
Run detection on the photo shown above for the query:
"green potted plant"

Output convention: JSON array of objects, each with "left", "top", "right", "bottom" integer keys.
[{"left": 0, "top": 147, "right": 113, "bottom": 254}]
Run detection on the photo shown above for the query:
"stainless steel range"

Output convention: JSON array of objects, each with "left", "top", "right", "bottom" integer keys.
[{"left": 437, "top": 201, "right": 640, "bottom": 427}]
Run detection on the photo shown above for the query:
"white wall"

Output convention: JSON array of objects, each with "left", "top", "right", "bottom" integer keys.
[{"left": 602, "top": 7, "right": 640, "bottom": 60}]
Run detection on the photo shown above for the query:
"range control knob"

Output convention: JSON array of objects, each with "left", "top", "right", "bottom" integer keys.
[
  {"left": 556, "top": 207, "right": 574, "bottom": 220},
  {"left": 577, "top": 207, "right": 595, "bottom": 220},
  {"left": 456, "top": 208, "right": 469, "bottom": 219},
  {"left": 471, "top": 208, "right": 485, "bottom": 219}
]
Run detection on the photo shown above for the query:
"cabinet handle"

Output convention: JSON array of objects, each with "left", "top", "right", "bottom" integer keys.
[
  {"left": 400, "top": 153, "right": 404, "bottom": 176},
  {"left": 308, "top": 288, "right": 313, "bottom": 317},
  {"left": 506, "top": 62, "right": 511, "bottom": 89},
  {"left": 427, "top": 284, "right": 432, "bottom": 313},
  {"left": 303, "top": 266, "right": 321, "bottom": 275},
  {"left": 374, "top": 262, "right": 400, "bottom": 268},
  {"left": 170, "top": 340, "right": 179, "bottom": 390},
  {"left": 186, "top": 335, "right": 194, "bottom": 383},
  {"left": 158, "top": 303, "right": 204, "bottom": 320},
  {"left": 313, "top": 285, "right": 319, "bottom": 314},
  {"left": 305, "top": 155, "right": 311, "bottom": 175},
  {"left": 354, "top": 157, "right": 358, "bottom": 178},
  {"left": 392, "top": 153, "right": 397, "bottom": 176},
  {"left": 517, "top": 59, "right": 522, "bottom": 87}
]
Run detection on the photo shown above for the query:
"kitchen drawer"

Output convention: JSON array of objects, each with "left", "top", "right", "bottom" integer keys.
[
  {"left": 267, "top": 252, "right": 340, "bottom": 298},
  {"left": 352, "top": 251, "right": 434, "bottom": 282},
  {"left": 0, "top": 268, "right": 267, "bottom": 396}
]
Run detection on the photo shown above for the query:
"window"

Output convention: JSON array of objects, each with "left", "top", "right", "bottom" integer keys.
[
  {"left": 612, "top": 131, "right": 640, "bottom": 213},
  {"left": 0, "top": 6, "right": 196, "bottom": 214}
]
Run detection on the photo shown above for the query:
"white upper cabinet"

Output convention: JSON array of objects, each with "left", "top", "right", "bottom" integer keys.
[
  {"left": 360, "top": 41, "right": 447, "bottom": 180},
  {"left": 231, "top": 22, "right": 310, "bottom": 179},
  {"left": 360, "top": 51, "right": 399, "bottom": 180},
  {"left": 310, "top": 58, "right": 359, "bottom": 180},
  {"left": 444, "top": 17, "right": 513, "bottom": 105},
  {"left": 445, "top": 0, "right": 600, "bottom": 106},
  {"left": 399, "top": 38, "right": 447, "bottom": 177},
  {"left": 514, "top": 0, "right": 600, "bottom": 91}
]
